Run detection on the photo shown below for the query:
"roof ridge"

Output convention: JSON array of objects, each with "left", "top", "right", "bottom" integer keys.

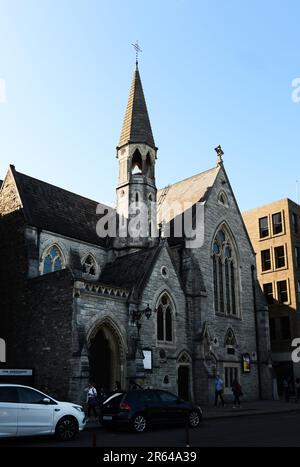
[
  {"left": 108, "top": 246, "right": 158, "bottom": 264},
  {"left": 158, "top": 166, "right": 219, "bottom": 192}
]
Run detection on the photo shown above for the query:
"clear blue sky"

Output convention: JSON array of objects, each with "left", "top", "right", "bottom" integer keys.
[{"left": 0, "top": 0, "right": 299, "bottom": 211}]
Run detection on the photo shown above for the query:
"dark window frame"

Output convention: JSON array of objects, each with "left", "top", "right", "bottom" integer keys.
[
  {"left": 292, "top": 213, "right": 299, "bottom": 235},
  {"left": 261, "top": 249, "right": 271, "bottom": 272},
  {"left": 274, "top": 245, "right": 286, "bottom": 269},
  {"left": 272, "top": 212, "right": 283, "bottom": 235},
  {"left": 263, "top": 283, "right": 274, "bottom": 305},
  {"left": 259, "top": 216, "right": 269, "bottom": 239},
  {"left": 277, "top": 280, "right": 289, "bottom": 304}
]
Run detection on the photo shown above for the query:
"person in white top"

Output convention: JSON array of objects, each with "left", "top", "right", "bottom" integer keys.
[{"left": 85, "top": 382, "right": 98, "bottom": 420}]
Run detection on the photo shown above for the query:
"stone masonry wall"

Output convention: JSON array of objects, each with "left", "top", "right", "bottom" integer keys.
[
  {"left": 190, "top": 166, "right": 272, "bottom": 402},
  {"left": 138, "top": 246, "right": 189, "bottom": 397}
]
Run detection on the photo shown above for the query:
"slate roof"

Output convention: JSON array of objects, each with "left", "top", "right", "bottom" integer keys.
[
  {"left": 12, "top": 168, "right": 113, "bottom": 247},
  {"left": 157, "top": 166, "right": 220, "bottom": 224},
  {"left": 118, "top": 66, "right": 155, "bottom": 148},
  {"left": 1, "top": 162, "right": 219, "bottom": 250},
  {"left": 98, "top": 247, "right": 160, "bottom": 290}
]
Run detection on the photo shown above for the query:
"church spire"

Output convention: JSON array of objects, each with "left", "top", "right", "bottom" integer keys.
[{"left": 118, "top": 66, "right": 155, "bottom": 149}]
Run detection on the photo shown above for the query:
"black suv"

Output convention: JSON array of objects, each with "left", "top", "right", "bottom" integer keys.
[{"left": 100, "top": 389, "right": 202, "bottom": 433}]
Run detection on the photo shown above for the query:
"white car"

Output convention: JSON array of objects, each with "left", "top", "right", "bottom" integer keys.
[{"left": 0, "top": 384, "right": 86, "bottom": 440}]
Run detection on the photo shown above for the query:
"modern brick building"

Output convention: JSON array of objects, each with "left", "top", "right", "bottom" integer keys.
[
  {"left": 0, "top": 64, "right": 272, "bottom": 404},
  {"left": 243, "top": 199, "right": 300, "bottom": 393}
]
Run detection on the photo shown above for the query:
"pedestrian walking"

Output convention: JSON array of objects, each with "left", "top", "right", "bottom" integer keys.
[
  {"left": 85, "top": 382, "right": 98, "bottom": 421},
  {"left": 231, "top": 378, "right": 243, "bottom": 408},
  {"left": 214, "top": 374, "right": 225, "bottom": 407}
]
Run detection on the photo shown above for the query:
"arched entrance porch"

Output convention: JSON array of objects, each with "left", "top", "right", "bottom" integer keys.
[{"left": 87, "top": 318, "right": 126, "bottom": 393}]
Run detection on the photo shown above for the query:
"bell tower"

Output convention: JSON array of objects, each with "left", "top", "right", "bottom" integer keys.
[{"left": 115, "top": 63, "right": 158, "bottom": 249}]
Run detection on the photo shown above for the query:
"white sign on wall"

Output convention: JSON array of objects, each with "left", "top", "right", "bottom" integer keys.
[
  {"left": 143, "top": 350, "right": 152, "bottom": 370},
  {"left": 0, "top": 369, "right": 33, "bottom": 376}
]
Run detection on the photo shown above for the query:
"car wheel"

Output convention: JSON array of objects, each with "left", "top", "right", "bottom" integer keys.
[
  {"left": 55, "top": 416, "right": 79, "bottom": 441},
  {"left": 132, "top": 414, "right": 147, "bottom": 433},
  {"left": 189, "top": 410, "right": 201, "bottom": 428}
]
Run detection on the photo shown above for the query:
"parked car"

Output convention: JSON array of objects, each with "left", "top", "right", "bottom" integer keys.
[
  {"left": 0, "top": 384, "right": 86, "bottom": 440},
  {"left": 100, "top": 389, "right": 202, "bottom": 433}
]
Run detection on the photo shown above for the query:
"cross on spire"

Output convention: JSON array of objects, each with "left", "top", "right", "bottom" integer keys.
[{"left": 132, "top": 40, "right": 142, "bottom": 67}]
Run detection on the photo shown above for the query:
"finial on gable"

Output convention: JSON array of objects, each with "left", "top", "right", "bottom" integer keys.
[{"left": 214, "top": 145, "right": 224, "bottom": 167}]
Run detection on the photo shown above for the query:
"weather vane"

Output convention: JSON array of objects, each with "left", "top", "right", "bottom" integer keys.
[{"left": 132, "top": 40, "right": 142, "bottom": 66}]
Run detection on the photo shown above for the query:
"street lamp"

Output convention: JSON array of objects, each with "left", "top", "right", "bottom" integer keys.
[{"left": 131, "top": 304, "right": 152, "bottom": 334}]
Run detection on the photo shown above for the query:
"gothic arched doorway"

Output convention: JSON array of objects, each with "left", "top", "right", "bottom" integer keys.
[
  {"left": 177, "top": 351, "right": 192, "bottom": 401},
  {"left": 87, "top": 322, "right": 125, "bottom": 393},
  {"left": 178, "top": 366, "right": 190, "bottom": 401}
]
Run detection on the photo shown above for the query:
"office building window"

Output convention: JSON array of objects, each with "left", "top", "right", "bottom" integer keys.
[
  {"left": 259, "top": 216, "right": 269, "bottom": 238},
  {"left": 272, "top": 212, "right": 283, "bottom": 235},
  {"left": 295, "top": 247, "right": 300, "bottom": 268},
  {"left": 280, "top": 317, "right": 291, "bottom": 340},
  {"left": 269, "top": 318, "right": 276, "bottom": 341},
  {"left": 261, "top": 249, "right": 271, "bottom": 272},
  {"left": 274, "top": 246, "right": 285, "bottom": 269},
  {"left": 263, "top": 283, "right": 274, "bottom": 305},
  {"left": 292, "top": 213, "right": 299, "bottom": 235},
  {"left": 277, "top": 280, "right": 288, "bottom": 304}
]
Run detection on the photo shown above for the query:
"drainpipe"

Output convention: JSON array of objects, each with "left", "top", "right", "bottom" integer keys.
[{"left": 251, "top": 264, "right": 262, "bottom": 400}]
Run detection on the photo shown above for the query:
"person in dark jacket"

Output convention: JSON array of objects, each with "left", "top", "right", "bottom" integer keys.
[{"left": 232, "top": 379, "right": 243, "bottom": 408}]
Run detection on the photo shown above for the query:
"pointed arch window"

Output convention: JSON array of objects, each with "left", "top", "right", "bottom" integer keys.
[
  {"left": 43, "top": 246, "right": 64, "bottom": 274},
  {"left": 131, "top": 149, "right": 143, "bottom": 175},
  {"left": 212, "top": 227, "right": 239, "bottom": 316},
  {"left": 224, "top": 328, "right": 237, "bottom": 347},
  {"left": 224, "top": 328, "right": 237, "bottom": 355},
  {"left": 82, "top": 254, "right": 97, "bottom": 276},
  {"left": 156, "top": 293, "right": 174, "bottom": 343},
  {"left": 218, "top": 191, "right": 229, "bottom": 207},
  {"left": 177, "top": 351, "right": 191, "bottom": 364}
]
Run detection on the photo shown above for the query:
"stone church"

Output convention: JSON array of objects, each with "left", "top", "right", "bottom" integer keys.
[{"left": 0, "top": 63, "right": 272, "bottom": 404}]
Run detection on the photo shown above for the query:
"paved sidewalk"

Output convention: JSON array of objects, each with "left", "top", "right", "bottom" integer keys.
[
  {"left": 204, "top": 399, "right": 300, "bottom": 419},
  {"left": 84, "top": 399, "right": 300, "bottom": 430}
]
